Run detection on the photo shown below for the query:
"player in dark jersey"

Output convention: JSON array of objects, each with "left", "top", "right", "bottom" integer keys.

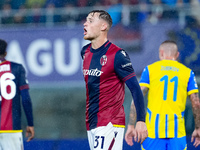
[
  {"left": 81, "top": 10, "right": 148, "bottom": 150},
  {"left": 0, "top": 39, "right": 34, "bottom": 150}
]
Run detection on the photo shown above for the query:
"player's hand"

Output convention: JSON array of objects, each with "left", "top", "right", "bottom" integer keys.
[
  {"left": 191, "top": 128, "right": 200, "bottom": 148},
  {"left": 125, "top": 125, "right": 136, "bottom": 146},
  {"left": 26, "top": 126, "right": 35, "bottom": 142},
  {"left": 134, "top": 121, "right": 148, "bottom": 144}
]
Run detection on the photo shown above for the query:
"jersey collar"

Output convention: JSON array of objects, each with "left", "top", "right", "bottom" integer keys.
[{"left": 90, "top": 40, "right": 110, "bottom": 53}]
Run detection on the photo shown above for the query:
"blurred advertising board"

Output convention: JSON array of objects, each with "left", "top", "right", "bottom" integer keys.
[
  {"left": 0, "top": 22, "right": 199, "bottom": 85},
  {"left": 0, "top": 26, "right": 87, "bottom": 85}
]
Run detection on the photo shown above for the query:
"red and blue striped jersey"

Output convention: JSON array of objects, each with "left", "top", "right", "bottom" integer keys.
[
  {"left": 0, "top": 59, "right": 29, "bottom": 132},
  {"left": 81, "top": 40, "right": 136, "bottom": 130}
]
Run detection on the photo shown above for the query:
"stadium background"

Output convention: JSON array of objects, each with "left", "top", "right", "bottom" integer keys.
[{"left": 0, "top": 0, "right": 200, "bottom": 149}]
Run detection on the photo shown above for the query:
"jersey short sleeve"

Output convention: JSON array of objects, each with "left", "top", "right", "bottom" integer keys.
[
  {"left": 114, "top": 50, "right": 135, "bottom": 82},
  {"left": 187, "top": 70, "right": 199, "bottom": 95},
  {"left": 139, "top": 66, "right": 150, "bottom": 88}
]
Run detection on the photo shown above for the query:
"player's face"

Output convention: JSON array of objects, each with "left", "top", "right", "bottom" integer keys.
[{"left": 83, "top": 12, "right": 103, "bottom": 41}]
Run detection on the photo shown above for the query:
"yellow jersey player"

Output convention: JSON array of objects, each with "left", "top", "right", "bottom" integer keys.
[{"left": 125, "top": 40, "right": 200, "bottom": 149}]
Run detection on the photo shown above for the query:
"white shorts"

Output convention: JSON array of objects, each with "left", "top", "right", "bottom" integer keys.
[
  {"left": 87, "top": 122, "right": 125, "bottom": 150},
  {"left": 0, "top": 132, "right": 24, "bottom": 150}
]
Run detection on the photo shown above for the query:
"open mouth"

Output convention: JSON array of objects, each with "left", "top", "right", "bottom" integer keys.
[{"left": 84, "top": 28, "right": 87, "bottom": 35}]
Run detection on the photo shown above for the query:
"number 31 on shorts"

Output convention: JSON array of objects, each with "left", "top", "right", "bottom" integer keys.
[{"left": 94, "top": 136, "right": 105, "bottom": 149}]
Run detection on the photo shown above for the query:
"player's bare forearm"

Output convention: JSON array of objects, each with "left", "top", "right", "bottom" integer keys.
[
  {"left": 190, "top": 93, "right": 200, "bottom": 129},
  {"left": 140, "top": 86, "right": 149, "bottom": 96},
  {"left": 129, "top": 101, "right": 137, "bottom": 125},
  {"left": 128, "top": 86, "right": 148, "bottom": 125}
]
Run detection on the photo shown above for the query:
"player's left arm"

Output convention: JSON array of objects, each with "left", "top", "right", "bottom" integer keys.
[
  {"left": 114, "top": 50, "right": 146, "bottom": 122},
  {"left": 19, "top": 65, "right": 34, "bottom": 141},
  {"left": 126, "top": 67, "right": 150, "bottom": 127},
  {"left": 114, "top": 50, "right": 147, "bottom": 144}
]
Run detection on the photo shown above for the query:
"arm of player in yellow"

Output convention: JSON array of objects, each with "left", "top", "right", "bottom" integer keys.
[
  {"left": 190, "top": 93, "right": 200, "bottom": 147},
  {"left": 125, "top": 86, "right": 149, "bottom": 146}
]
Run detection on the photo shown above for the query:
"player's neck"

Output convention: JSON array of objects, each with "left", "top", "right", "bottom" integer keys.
[
  {"left": 162, "top": 57, "right": 176, "bottom": 60},
  {"left": 91, "top": 37, "right": 108, "bottom": 50}
]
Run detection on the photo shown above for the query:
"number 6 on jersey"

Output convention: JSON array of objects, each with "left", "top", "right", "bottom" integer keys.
[{"left": 0, "top": 72, "right": 16, "bottom": 101}]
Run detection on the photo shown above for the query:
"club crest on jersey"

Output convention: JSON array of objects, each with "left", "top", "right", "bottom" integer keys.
[{"left": 100, "top": 55, "right": 107, "bottom": 66}]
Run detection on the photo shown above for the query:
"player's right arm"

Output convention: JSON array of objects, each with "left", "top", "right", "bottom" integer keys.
[
  {"left": 190, "top": 92, "right": 200, "bottom": 147},
  {"left": 187, "top": 71, "right": 200, "bottom": 147},
  {"left": 190, "top": 93, "right": 200, "bottom": 130}
]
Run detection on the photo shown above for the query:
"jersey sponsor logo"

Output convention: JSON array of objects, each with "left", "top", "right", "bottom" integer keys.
[
  {"left": 0, "top": 64, "right": 10, "bottom": 72},
  {"left": 100, "top": 55, "right": 107, "bottom": 66},
  {"left": 83, "top": 68, "right": 103, "bottom": 77},
  {"left": 122, "top": 63, "right": 132, "bottom": 68}
]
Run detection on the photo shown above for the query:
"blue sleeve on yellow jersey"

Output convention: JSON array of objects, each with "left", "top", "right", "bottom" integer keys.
[
  {"left": 114, "top": 50, "right": 135, "bottom": 81},
  {"left": 187, "top": 70, "right": 199, "bottom": 92},
  {"left": 139, "top": 66, "right": 149, "bottom": 84}
]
